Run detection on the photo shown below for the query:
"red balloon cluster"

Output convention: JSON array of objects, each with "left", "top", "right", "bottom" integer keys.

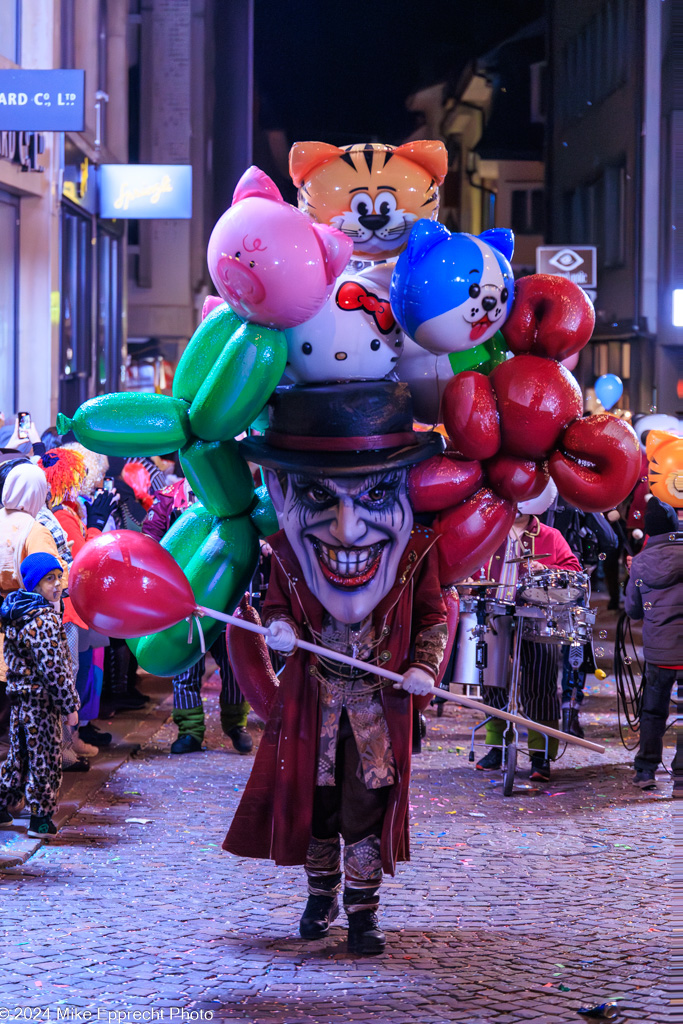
[{"left": 408, "top": 274, "right": 642, "bottom": 583}]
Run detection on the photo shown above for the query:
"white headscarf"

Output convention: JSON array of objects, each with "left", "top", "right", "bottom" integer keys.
[
  {"left": 517, "top": 478, "right": 558, "bottom": 517},
  {"left": 2, "top": 463, "right": 48, "bottom": 518}
]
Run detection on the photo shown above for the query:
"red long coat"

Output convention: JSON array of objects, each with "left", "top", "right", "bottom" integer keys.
[{"left": 223, "top": 526, "right": 448, "bottom": 875}]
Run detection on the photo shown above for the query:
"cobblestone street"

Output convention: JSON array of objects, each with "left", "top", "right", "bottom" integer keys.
[{"left": 0, "top": 607, "right": 674, "bottom": 1024}]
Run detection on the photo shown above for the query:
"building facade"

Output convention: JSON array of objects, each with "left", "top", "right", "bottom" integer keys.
[
  {"left": 0, "top": 0, "right": 130, "bottom": 427},
  {"left": 546, "top": 0, "right": 683, "bottom": 416},
  {"left": 0, "top": 0, "right": 223, "bottom": 431},
  {"left": 406, "top": 21, "right": 545, "bottom": 278}
]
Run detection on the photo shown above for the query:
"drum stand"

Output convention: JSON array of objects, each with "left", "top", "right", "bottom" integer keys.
[{"left": 468, "top": 606, "right": 552, "bottom": 797}]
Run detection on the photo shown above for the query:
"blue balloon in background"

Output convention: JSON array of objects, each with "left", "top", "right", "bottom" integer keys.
[{"left": 594, "top": 373, "right": 623, "bottom": 410}]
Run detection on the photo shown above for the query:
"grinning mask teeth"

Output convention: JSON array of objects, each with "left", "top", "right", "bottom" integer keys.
[{"left": 280, "top": 470, "right": 414, "bottom": 624}]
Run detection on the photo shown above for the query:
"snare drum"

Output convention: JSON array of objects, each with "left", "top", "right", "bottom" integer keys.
[
  {"left": 519, "top": 603, "right": 596, "bottom": 645},
  {"left": 518, "top": 568, "right": 589, "bottom": 607},
  {"left": 452, "top": 599, "right": 514, "bottom": 689}
]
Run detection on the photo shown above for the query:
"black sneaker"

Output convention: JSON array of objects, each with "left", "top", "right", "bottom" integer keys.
[
  {"left": 170, "top": 734, "right": 203, "bottom": 754},
  {"left": 299, "top": 894, "right": 339, "bottom": 939},
  {"left": 476, "top": 747, "right": 502, "bottom": 771},
  {"left": 633, "top": 770, "right": 657, "bottom": 790},
  {"left": 0, "top": 808, "right": 15, "bottom": 828},
  {"left": 227, "top": 726, "right": 253, "bottom": 755},
  {"left": 27, "top": 815, "right": 57, "bottom": 838},
  {"left": 79, "top": 723, "right": 112, "bottom": 748},
  {"left": 63, "top": 757, "right": 90, "bottom": 773},
  {"left": 347, "top": 909, "right": 386, "bottom": 955},
  {"left": 529, "top": 754, "right": 551, "bottom": 781}
]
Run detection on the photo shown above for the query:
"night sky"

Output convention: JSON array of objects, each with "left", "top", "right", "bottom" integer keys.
[{"left": 255, "top": 0, "right": 545, "bottom": 145}]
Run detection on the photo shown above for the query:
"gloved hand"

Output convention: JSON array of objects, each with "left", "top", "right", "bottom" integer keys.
[
  {"left": 393, "top": 666, "right": 435, "bottom": 696},
  {"left": 266, "top": 619, "right": 297, "bottom": 654},
  {"left": 86, "top": 489, "right": 118, "bottom": 530}
]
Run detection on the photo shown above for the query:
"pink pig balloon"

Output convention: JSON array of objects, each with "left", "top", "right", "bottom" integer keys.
[{"left": 207, "top": 166, "right": 353, "bottom": 330}]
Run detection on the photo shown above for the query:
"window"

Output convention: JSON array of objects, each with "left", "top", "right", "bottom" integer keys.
[
  {"left": 510, "top": 189, "right": 545, "bottom": 235},
  {"left": 530, "top": 62, "right": 546, "bottom": 124},
  {"left": 0, "top": 191, "right": 19, "bottom": 416},
  {"left": 61, "top": 0, "right": 75, "bottom": 68},
  {"left": 558, "top": 0, "right": 630, "bottom": 125},
  {"left": 603, "top": 164, "right": 626, "bottom": 267},
  {"left": 60, "top": 204, "right": 93, "bottom": 417},
  {"left": 96, "top": 224, "right": 124, "bottom": 394},
  {"left": 0, "top": 0, "right": 20, "bottom": 62}
]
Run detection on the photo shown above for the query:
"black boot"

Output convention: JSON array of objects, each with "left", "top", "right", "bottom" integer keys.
[
  {"left": 227, "top": 726, "right": 253, "bottom": 754},
  {"left": 299, "top": 893, "right": 339, "bottom": 939},
  {"left": 347, "top": 909, "right": 386, "bottom": 955},
  {"left": 561, "top": 706, "right": 584, "bottom": 739}
]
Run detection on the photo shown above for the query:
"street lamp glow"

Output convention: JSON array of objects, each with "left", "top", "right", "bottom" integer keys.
[{"left": 673, "top": 289, "right": 683, "bottom": 326}]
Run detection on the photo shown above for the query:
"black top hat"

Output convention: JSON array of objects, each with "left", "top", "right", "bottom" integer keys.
[{"left": 239, "top": 381, "right": 444, "bottom": 475}]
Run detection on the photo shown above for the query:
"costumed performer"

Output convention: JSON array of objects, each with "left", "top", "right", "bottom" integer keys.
[{"left": 223, "top": 381, "right": 448, "bottom": 956}]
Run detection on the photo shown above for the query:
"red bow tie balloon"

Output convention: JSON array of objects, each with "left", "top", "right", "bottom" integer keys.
[
  {"left": 336, "top": 280, "right": 396, "bottom": 334},
  {"left": 69, "top": 531, "right": 197, "bottom": 638}
]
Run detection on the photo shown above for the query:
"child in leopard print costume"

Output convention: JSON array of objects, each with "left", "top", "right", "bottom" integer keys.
[{"left": 0, "top": 553, "right": 79, "bottom": 838}]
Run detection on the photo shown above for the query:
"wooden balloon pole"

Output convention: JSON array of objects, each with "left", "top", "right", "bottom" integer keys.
[{"left": 194, "top": 605, "right": 605, "bottom": 756}]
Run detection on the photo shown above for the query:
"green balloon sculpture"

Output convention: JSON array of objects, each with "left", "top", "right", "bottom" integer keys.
[{"left": 57, "top": 304, "right": 287, "bottom": 676}]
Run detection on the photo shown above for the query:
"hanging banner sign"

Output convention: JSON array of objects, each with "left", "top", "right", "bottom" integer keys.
[
  {"left": 99, "top": 164, "right": 193, "bottom": 219},
  {"left": 0, "top": 70, "right": 85, "bottom": 131}
]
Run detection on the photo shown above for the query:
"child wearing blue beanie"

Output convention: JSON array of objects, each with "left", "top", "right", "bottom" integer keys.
[{"left": 0, "top": 552, "right": 80, "bottom": 838}]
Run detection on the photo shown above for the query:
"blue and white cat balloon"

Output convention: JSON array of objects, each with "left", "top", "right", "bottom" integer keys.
[{"left": 390, "top": 221, "right": 515, "bottom": 355}]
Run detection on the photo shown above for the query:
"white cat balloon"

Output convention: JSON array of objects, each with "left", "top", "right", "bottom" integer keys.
[{"left": 285, "top": 266, "right": 404, "bottom": 382}]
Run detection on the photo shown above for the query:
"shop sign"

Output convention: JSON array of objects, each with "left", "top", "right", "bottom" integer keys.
[
  {"left": 0, "top": 70, "right": 85, "bottom": 131},
  {"left": 99, "top": 164, "right": 192, "bottom": 219},
  {"left": 536, "top": 245, "right": 597, "bottom": 288},
  {"left": 0, "top": 130, "right": 45, "bottom": 172}
]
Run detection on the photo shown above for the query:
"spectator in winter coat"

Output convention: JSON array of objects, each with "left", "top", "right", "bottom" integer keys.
[{"left": 625, "top": 497, "right": 683, "bottom": 790}]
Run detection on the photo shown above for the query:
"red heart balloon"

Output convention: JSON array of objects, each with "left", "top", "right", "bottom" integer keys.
[
  {"left": 485, "top": 454, "right": 548, "bottom": 504},
  {"left": 434, "top": 487, "right": 516, "bottom": 583},
  {"left": 442, "top": 371, "right": 501, "bottom": 461},
  {"left": 501, "top": 274, "right": 595, "bottom": 361},
  {"left": 408, "top": 452, "right": 484, "bottom": 513},
  {"left": 70, "top": 530, "right": 197, "bottom": 638},
  {"left": 491, "top": 354, "right": 582, "bottom": 460}
]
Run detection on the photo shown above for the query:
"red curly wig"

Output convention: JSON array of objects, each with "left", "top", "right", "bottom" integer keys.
[{"left": 40, "top": 448, "right": 87, "bottom": 506}]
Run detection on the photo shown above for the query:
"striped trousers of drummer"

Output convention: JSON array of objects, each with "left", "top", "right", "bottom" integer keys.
[
  {"left": 173, "top": 632, "right": 243, "bottom": 711},
  {"left": 483, "top": 640, "right": 561, "bottom": 752}
]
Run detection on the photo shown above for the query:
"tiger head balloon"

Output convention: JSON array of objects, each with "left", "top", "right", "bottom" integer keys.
[
  {"left": 289, "top": 141, "right": 448, "bottom": 261},
  {"left": 646, "top": 429, "right": 683, "bottom": 508}
]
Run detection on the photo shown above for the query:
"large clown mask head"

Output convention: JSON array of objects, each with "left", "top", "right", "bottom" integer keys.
[
  {"left": 267, "top": 468, "right": 413, "bottom": 624},
  {"left": 239, "top": 381, "right": 444, "bottom": 623}
]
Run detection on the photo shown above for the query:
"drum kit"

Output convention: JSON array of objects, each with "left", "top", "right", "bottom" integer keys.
[{"left": 449, "top": 552, "right": 596, "bottom": 795}]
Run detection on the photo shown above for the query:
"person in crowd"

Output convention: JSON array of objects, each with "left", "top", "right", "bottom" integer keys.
[
  {"left": 40, "top": 426, "right": 62, "bottom": 453},
  {"left": 474, "top": 487, "right": 582, "bottom": 782},
  {"left": 40, "top": 448, "right": 117, "bottom": 752},
  {"left": 141, "top": 475, "right": 253, "bottom": 754},
  {"left": 105, "top": 456, "right": 148, "bottom": 529},
  {"left": 625, "top": 497, "right": 683, "bottom": 790},
  {"left": 95, "top": 456, "right": 150, "bottom": 713},
  {"left": 543, "top": 499, "right": 618, "bottom": 737},
  {"left": 0, "top": 553, "right": 80, "bottom": 838}
]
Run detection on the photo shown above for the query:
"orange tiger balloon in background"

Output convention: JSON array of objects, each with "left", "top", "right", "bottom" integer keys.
[
  {"left": 289, "top": 141, "right": 448, "bottom": 261},
  {"left": 646, "top": 429, "right": 683, "bottom": 508}
]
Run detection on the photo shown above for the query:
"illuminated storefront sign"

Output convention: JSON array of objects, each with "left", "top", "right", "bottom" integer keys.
[
  {"left": 0, "top": 70, "right": 85, "bottom": 131},
  {"left": 99, "top": 164, "right": 192, "bottom": 219}
]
